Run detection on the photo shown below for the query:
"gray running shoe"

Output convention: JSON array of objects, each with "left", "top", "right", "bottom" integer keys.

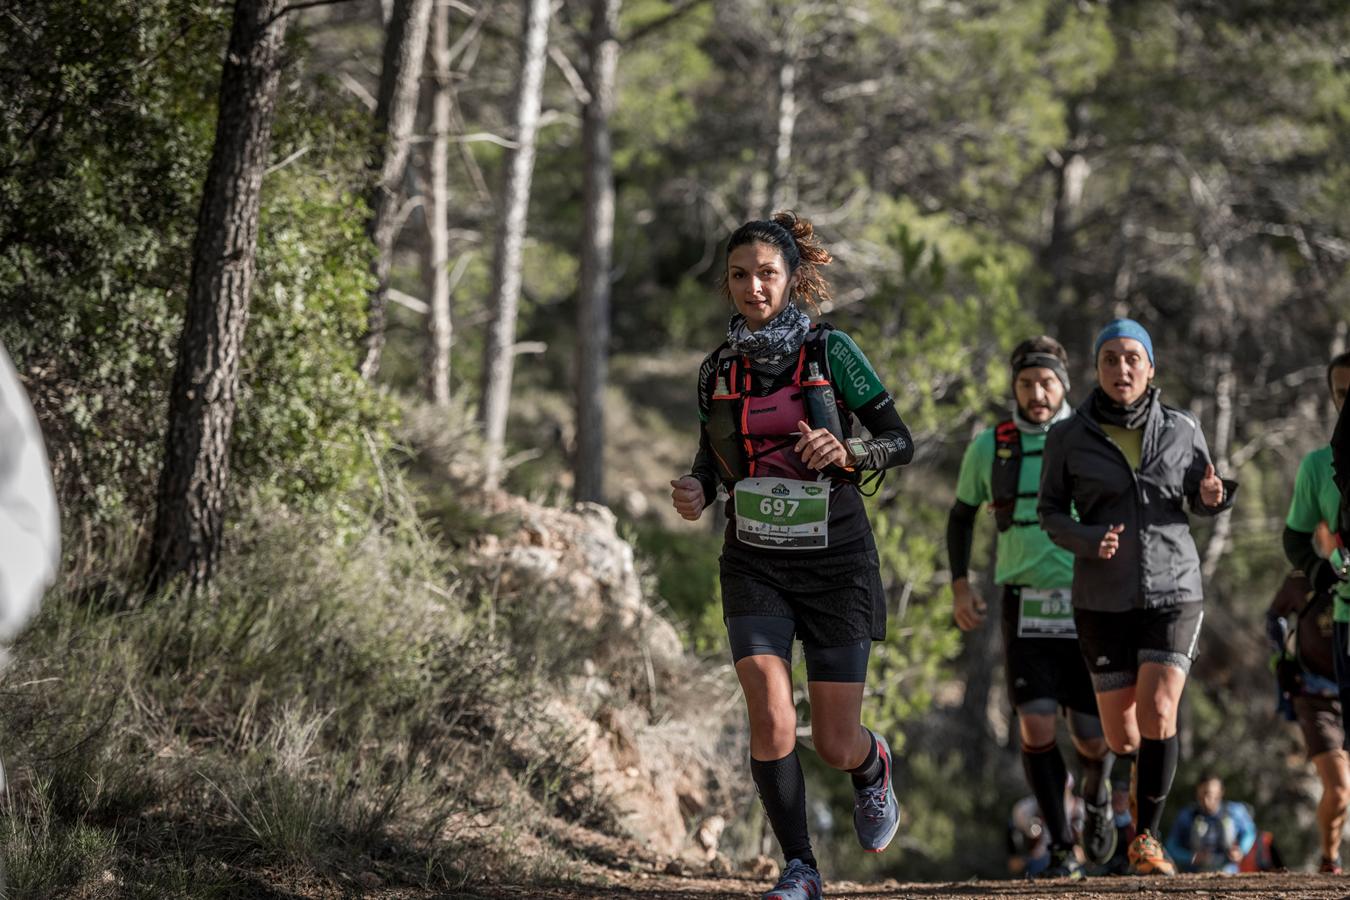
[
  {"left": 1038, "top": 845, "right": 1086, "bottom": 881},
  {"left": 761, "top": 858, "right": 822, "bottom": 900},
  {"left": 852, "top": 731, "right": 901, "bottom": 853},
  {"left": 1082, "top": 798, "right": 1118, "bottom": 864}
]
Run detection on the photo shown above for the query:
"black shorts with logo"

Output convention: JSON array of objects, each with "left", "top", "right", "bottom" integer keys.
[
  {"left": 719, "top": 536, "right": 887, "bottom": 647},
  {"left": 1073, "top": 603, "right": 1204, "bottom": 694},
  {"left": 999, "top": 586, "right": 1098, "bottom": 714}
]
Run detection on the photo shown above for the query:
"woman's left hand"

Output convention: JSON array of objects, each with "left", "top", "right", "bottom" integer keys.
[
  {"left": 794, "top": 419, "right": 847, "bottom": 470},
  {"left": 1200, "top": 463, "right": 1225, "bottom": 506}
]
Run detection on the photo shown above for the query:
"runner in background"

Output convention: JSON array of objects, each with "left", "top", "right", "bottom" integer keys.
[
  {"left": 1039, "top": 318, "right": 1237, "bottom": 876},
  {"left": 1280, "top": 351, "right": 1350, "bottom": 872},
  {"left": 1164, "top": 775, "right": 1257, "bottom": 874},
  {"left": 948, "top": 336, "right": 1114, "bottom": 881}
]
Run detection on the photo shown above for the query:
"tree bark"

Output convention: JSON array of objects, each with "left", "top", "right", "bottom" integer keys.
[
  {"left": 1200, "top": 356, "right": 1234, "bottom": 580},
  {"left": 422, "top": 0, "right": 452, "bottom": 406},
  {"left": 767, "top": 47, "right": 797, "bottom": 214},
  {"left": 1040, "top": 101, "right": 1087, "bottom": 312},
  {"left": 148, "top": 0, "right": 290, "bottom": 594},
  {"left": 360, "top": 0, "right": 434, "bottom": 380},
  {"left": 573, "top": 0, "right": 620, "bottom": 504},
  {"left": 479, "top": 0, "right": 550, "bottom": 489}
]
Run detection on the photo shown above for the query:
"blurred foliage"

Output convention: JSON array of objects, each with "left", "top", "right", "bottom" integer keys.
[{"left": 0, "top": 0, "right": 390, "bottom": 530}]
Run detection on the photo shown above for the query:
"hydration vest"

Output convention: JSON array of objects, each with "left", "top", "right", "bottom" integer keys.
[
  {"left": 990, "top": 420, "right": 1041, "bottom": 532},
  {"left": 1296, "top": 584, "right": 1336, "bottom": 682},
  {"left": 703, "top": 325, "right": 860, "bottom": 486}
]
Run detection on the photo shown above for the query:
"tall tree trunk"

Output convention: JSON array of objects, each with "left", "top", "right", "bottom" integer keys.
[
  {"left": 479, "top": 0, "right": 550, "bottom": 489},
  {"left": 767, "top": 47, "right": 796, "bottom": 214},
  {"left": 422, "top": 0, "right": 452, "bottom": 406},
  {"left": 573, "top": 0, "right": 620, "bottom": 504},
  {"left": 1041, "top": 101, "right": 1087, "bottom": 313},
  {"left": 360, "top": 0, "right": 434, "bottom": 380},
  {"left": 148, "top": 0, "right": 290, "bottom": 594},
  {"left": 1200, "top": 356, "right": 1235, "bottom": 579}
]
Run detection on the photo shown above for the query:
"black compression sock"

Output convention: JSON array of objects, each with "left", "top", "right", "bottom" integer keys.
[
  {"left": 1022, "top": 740, "right": 1073, "bottom": 848},
  {"left": 750, "top": 751, "right": 816, "bottom": 870},
  {"left": 1136, "top": 735, "right": 1179, "bottom": 838},
  {"left": 1078, "top": 750, "right": 1114, "bottom": 806},
  {"left": 849, "top": 728, "right": 882, "bottom": 788}
]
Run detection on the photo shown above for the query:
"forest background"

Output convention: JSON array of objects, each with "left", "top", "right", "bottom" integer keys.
[{"left": 1, "top": 0, "right": 1348, "bottom": 895}]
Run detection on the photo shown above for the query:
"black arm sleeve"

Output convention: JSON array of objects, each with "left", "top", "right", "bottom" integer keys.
[
  {"left": 1283, "top": 525, "right": 1319, "bottom": 574},
  {"left": 852, "top": 391, "right": 914, "bottom": 471},
  {"left": 1334, "top": 400, "right": 1350, "bottom": 541},
  {"left": 689, "top": 429, "right": 719, "bottom": 506},
  {"left": 686, "top": 351, "right": 720, "bottom": 505},
  {"left": 947, "top": 500, "right": 980, "bottom": 581},
  {"left": 1284, "top": 525, "right": 1344, "bottom": 594}
]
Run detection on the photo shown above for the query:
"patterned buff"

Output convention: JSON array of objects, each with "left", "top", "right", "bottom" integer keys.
[{"left": 726, "top": 303, "right": 811, "bottom": 362}]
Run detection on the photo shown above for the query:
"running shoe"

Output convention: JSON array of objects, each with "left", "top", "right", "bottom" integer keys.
[
  {"left": 1126, "top": 832, "right": 1176, "bottom": 876},
  {"left": 761, "top": 858, "right": 822, "bottom": 900},
  {"left": 1082, "top": 798, "right": 1118, "bottom": 865},
  {"left": 1319, "top": 856, "right": 1342, "bottom": 874},
  {"left": 852, "top": 731, "right": 901, "bottom": 853},
  {"left": 1037, "top": 845, "right": 1086, "bottom": 881}
]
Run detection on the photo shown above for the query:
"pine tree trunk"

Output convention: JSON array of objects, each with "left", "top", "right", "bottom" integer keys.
[
  {"left": 360, "top": 0, "right": 434, "bottom": 380},
  {"left": 422, "top": 0, "right": 452, "bottom": 407},
  {"left": 573, "top": 0, "right": 620, "bottom": 504},
  {"left": 1041, "top": 101, "right": 1087, "bottom": 312},
  {"left": 767, "top": 49, "right": 796, "bottom": 214},
  {"left": 479, "top": 0, "right": 550, "bottom": 489},
  {"left": 148, "top": 0, "right": 290, "bottom": 594}
]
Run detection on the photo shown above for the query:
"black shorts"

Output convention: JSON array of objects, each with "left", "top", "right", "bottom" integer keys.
[
  {"left": 1000, "top": 586, "right": 1098, "bottom": 714},
  {"left": 1073, "top": 603, "right": 1204, "bottom": 693},
  {"left": 719, "top": 539, "right": 887, "bottom": 647},
  {"left": 1293, "top": 694, "right": 1345, "bottom": 760}
]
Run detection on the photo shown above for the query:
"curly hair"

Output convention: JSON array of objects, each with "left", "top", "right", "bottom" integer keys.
[{"left": 721, "top": 210, "right": 833, "bottom": 313}]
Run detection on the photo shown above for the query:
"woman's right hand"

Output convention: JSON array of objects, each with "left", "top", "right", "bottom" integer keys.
[
  {"left": 952, "top": 578, "right": 987, "bottom": 631},
  {"left": 670, "top": 476, "right": 706, "bottom": 521},
  {"left": 1097, "top": 523, "right": 1125, "bottom": 559}
]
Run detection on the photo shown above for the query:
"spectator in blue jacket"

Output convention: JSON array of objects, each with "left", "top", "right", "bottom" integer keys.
[{"left": 1165, "top": 774, "right": 1256, "bottom": 874}]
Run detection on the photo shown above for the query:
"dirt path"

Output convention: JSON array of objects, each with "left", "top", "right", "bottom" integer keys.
[{"left": 457, "top": 871, "right": 1350, "bottom": 899}]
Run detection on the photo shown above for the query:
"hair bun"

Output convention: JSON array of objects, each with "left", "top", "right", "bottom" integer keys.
[
  {"left": 773, "top": 210, "right": 811, "bottom": 242},
  {"left": 772, "top": 209, "right": 832, "bottom": 269}
]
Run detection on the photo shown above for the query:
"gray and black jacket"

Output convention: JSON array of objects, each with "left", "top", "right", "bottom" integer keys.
[{"left": 1038, "top": 389, "right": 1237, "bottom": 612}]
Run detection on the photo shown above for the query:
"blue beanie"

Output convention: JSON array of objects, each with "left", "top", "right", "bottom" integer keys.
[{"left": 1094, "top": 318, "right": 1153, "bottom": 363}]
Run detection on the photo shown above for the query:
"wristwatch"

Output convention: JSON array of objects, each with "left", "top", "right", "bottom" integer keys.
[{"left": 845, "top": 437, "right": 868, "bottom": 465}]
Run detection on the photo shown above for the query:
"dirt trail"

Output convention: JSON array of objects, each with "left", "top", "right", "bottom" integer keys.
[{"left": 459, "top": 871, "right": 1350, "bottom": 899}]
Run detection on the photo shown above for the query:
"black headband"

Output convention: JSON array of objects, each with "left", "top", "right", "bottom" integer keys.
[
  {"left": 1012, "top": 352, "right": 1070, "bottom": 392},
  {"left": 728, "top": 220, "right": 801, "bottom": 271}
]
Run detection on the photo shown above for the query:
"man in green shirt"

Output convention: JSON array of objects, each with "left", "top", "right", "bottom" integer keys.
[
  {"left": 1281, "top": 350, "right": 1350, "bottom": 873},
  {"left": 947, "top": 336, "right": 1114, "bottom": 880}
]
